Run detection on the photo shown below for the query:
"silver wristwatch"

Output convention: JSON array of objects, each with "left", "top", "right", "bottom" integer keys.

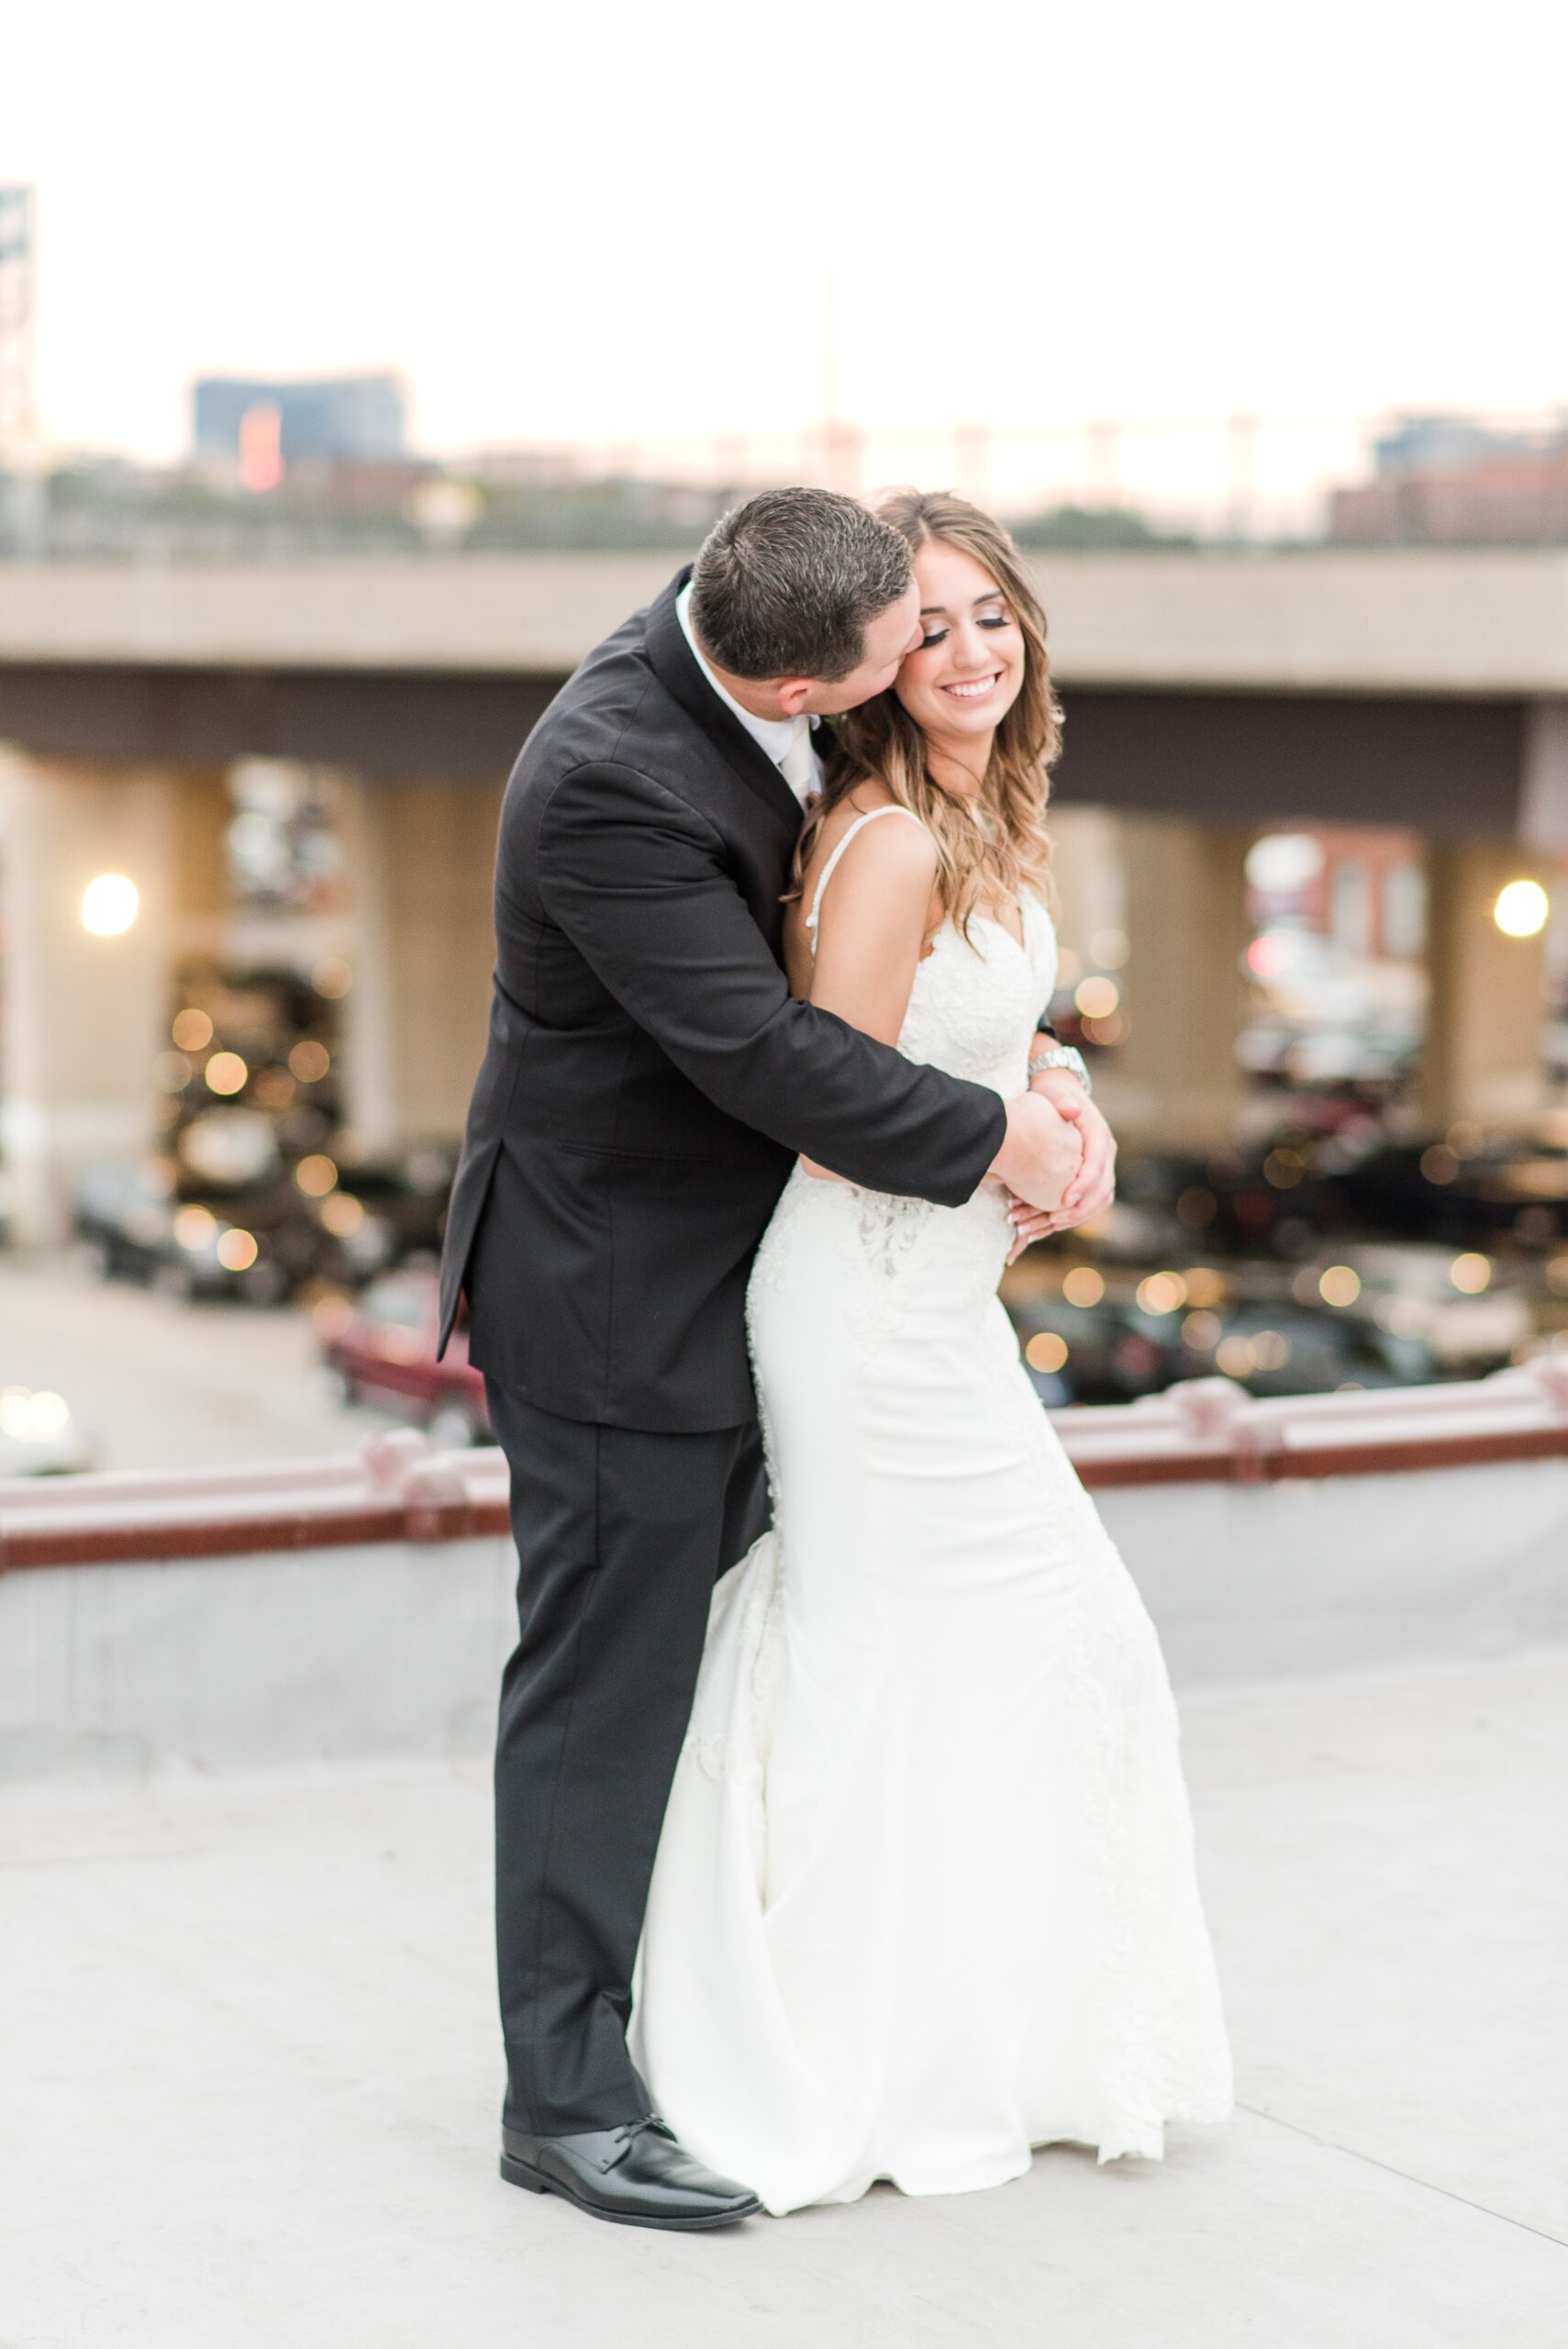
[{"left": 1028, "top": 1044, "right": 1093, "bottom": 1097}]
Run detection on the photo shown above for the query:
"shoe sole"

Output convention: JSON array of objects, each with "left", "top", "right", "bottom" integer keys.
[{"left": 499, "top": 2151, "right": 761, "bottom": 2231}]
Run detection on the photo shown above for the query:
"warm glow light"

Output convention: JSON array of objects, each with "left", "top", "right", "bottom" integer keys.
[
  {"left": 319, "top": 1191, "right": 366, "bottom": 1236},
  {"left": 1074, "top": 975, "right": 1120, "bottom": 1019},
  {"left": 1251, "top": 1330, "right": 1290, "bottom": 1370},
  {"left": 1246, "top": 934, "right": 1290, "bottom": 979},
  {"left": 0, "top": 1386, "right": 70, "bottom": 1441},
  {"left": 216, "top": 1228, "right": 260, "bottom": 1272},
  {"left": 1182, "top": 1309, "right": 1222, "bottom": 1350},
  {"left": 1136, "top": 1270, "right": 1188, "bottom": 1316},
  {"left": 173, "top": 1205, "right": 217, "bottom": 1252},
  {"left": 1081, "top": 1011, "right": 1127, "bottom": 1048},
  {"left": 1089, "top": 927, "right": 1129, "bottom": 970},
  {"left": 312, "top": 956, "right": 354, "bottom": 999},
  {"left": 1262, "top": 1147, "right": 1305, "bottom": 1189},
  {"left": 205, "top": 1052, "right": 249, "bottom": 1097},
  {"left": 1062, "top": 1265, "right": 1106, "bottom": 1308},
  {"left": 1420, "top": 1143, "right": 1459, "bottom": 1185},
  {"left": 295, "top": 1153, "right": 339, "bottom": 1197},
  {"left": 1215, "top": 1335, "right": 1255, "bottom": 1377},
  {"left": 172, "top": 1008, "right": 214, "bottom": 1052},
  {"left": 150, "top": 1052, "right": 192, "bottom": 1094},
  {"left": 1026, "top": 1330, "right": 1069, "bottom": 1374},
  {"left": 1318, "top": 1264, "right": 1362, "bottom": 1308},
  {"left": 1451, "top": 1252, "right": 1492, "bottom": 1294},
  {"left": 1493, "top": 880, "right": 1549, "bottom": 938},
  {"left": 1184, "top": 1266, "right": 1226, "bottom": 1307},
  {"left": 289, "top": 1040, "right": 332, "bottom": 1084},
  {"left": 81, "top": 874, "right": 139, "bottom": 935}
]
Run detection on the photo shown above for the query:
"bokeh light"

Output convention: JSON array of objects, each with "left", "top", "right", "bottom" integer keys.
[
  {"left": 1493, "top": 880, "right": 1549, "bottom": 937},
  {"left": 1026, "top": 1331, "right": 1069, "bottom": 1373},
  {"left": 1074, "top": 976, "right": 1120, "bottom": 1019},
  {"left": 172, "top": 1008, "right": 214, "bottom": 1052},
  {"left": 1136, "top": 1271, "right": 1187, "bottom": 1316},
  {"left": 205, "top": 1052, "right": 249, "bottom": 1097},
  {"left": 172, "top": 1206, "right": 217, "bottom": 1251},
  {"left": 311, "top": 956, "right": 354, "bottom": 999},
  {"left": 80, "top": 874, "right": 139, "bottom": 935}
]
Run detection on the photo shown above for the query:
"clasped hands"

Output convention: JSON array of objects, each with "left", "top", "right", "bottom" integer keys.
[{"left": 994, "top": 1073, "right": 1118, "bottom": 1265}]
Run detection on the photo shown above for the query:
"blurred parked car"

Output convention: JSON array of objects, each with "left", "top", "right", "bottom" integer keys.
[
  {"left": 317, "top": 1268, "right": 490, "bottom": 1448},
  {"left": 1310, "top": 1131, "right": 1568, "bottom": 1252},
  {"left": 1292, "top": 1242, "right": 1530, "bottom": 1371},
  {"left": 72, "top": 1151, "right": 424, "bottom": 1305},
  {"left": 0, "top": 1385, "right": 94, "bottom": 1475},
  {"left": 1005, "top": 1264, "right": 1462, "bottom": 1405}
]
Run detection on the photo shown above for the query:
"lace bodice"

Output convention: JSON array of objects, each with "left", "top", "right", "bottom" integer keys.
[{"left": 804, "top": 805, "right": 1058, "bottom": 1096}]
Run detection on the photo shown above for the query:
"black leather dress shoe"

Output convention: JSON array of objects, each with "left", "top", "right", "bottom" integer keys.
[{"left": 499, "top": 2117, "right": 762, "bottom": 2231}]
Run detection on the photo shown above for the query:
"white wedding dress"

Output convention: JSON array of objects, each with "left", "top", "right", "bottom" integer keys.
[{"left": 630, "top": 807, "right": 1233, "bottom": 2215}]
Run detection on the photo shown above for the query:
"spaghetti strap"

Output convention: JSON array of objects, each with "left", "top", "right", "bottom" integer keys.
[{"left": 805, "top": 805, "right": 928, "bottom": 955}]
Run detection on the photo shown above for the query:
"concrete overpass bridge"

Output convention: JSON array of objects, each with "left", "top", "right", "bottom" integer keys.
[{"left": 2, "top": 550, "right": 1565, "bottom": 1241}]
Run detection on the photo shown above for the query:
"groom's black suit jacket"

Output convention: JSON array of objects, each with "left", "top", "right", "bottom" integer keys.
[{"left": 438, "top": 567, "right": 1007, "bottom": 1432}]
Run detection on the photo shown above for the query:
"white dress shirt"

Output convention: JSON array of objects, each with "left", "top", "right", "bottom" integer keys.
[{"left": 676, "top": 583, "right": 822, "bottom": 805}]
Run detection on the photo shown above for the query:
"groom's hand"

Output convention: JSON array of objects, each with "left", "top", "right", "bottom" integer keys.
[
  {"left": 988, "top": 1093, "right": 1082, "bottom": 1217},
  {"left": 1006, "top": 1077, "right": 1118, "bottom": 1256}
]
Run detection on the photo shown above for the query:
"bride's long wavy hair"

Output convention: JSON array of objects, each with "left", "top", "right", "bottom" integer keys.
[{"left": 791, "top": 489, "right": 1062, "bottom": 942}]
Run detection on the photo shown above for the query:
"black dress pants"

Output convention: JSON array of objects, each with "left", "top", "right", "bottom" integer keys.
[{"left": 484, "top": 1379, "right": 770, "bottom": 2137}]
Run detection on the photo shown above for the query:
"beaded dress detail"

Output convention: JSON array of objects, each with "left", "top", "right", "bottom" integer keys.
[{"left": 631, "top": 807, "right": 1232, "bottom": 2214}]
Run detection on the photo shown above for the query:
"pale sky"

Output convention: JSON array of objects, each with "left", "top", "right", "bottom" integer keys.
[{"left": 6, "top": 0, "right": 1565, "bottom": 468}]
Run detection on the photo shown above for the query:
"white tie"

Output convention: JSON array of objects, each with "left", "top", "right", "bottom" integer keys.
[{"left": 778, "top": 718, "right": 817, "bottom": 803}]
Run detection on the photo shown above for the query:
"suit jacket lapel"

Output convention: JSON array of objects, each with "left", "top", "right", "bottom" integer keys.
[{"left": 644, "top": 569, "right": 805, "bottom": 840}]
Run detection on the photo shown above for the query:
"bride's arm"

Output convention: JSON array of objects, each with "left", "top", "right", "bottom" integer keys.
[{"left": 796, "top": 816, "right": 942, "bottom": 1181}]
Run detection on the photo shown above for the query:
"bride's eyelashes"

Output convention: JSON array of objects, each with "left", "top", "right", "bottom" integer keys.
[{"left": 917, "top": 611, "right": 1015, "bottom": 651}]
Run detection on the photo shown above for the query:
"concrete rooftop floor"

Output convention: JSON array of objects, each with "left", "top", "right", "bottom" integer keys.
[{"left": 6, "top": 1647, "right": 1566, "bottom": 2349}]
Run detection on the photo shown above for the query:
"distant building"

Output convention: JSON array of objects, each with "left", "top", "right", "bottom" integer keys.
[
  {"left": 1332, "top": 411, "right": 1568, "bottom": 545},
  {"left": 192, "top": 373, "right": 406, "bottom": 475}
]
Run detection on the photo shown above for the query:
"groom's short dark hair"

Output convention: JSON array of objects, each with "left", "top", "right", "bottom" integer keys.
[{"left": 689, "top": 487, "right": 913, "bottom": 683}]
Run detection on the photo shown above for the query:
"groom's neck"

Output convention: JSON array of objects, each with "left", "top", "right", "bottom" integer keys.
[{"left": 693, "top": 623, "right": 802, "bottom": 724}]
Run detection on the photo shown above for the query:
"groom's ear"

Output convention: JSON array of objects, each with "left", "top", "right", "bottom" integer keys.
[{"left": 774, "top": 677, "right": 816, "bottom": 718}]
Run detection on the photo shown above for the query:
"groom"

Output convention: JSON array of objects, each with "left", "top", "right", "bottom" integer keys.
[{"left": 439, "top": 487, "right": 1103, "bottom": 2230}]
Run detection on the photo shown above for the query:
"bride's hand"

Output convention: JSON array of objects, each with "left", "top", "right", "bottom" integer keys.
[
  {"left": 1006, "top": 1086, "right": 1117, "bottom": 1257},
  {"left": 799, "top": 1154, "right": 848, "bottom": 1183}
]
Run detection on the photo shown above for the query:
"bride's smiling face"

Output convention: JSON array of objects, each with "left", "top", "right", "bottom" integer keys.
[{"left": 894, "top": 539, "right": 1025, "bottom": 742}]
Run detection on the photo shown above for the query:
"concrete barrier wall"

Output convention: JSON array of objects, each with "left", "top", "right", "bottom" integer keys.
[{"left": 4, "top": 1452, "right": 1565, "bottom": 1783}]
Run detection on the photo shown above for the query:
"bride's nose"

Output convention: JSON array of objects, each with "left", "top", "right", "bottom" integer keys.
[{"left": 949, "top": 624, "right": 991, "bottom": 674}]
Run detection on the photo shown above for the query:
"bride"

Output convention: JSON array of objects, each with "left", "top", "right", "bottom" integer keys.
[{"left": 630, "top": 490, "right": 1233, "bottom": 2215}]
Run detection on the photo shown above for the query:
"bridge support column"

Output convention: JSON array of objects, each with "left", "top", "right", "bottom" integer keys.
[
  {"left": 0, "top": 751, "right": 178, "bottom": 1247},
  {"left": 1421, "top": 839, "right": 1553, "bottom": 1131},
  {"left": 340, "top": 775, "right": 504, "bottom": 1153},
  {"left": 1095, "top": 814, "right": 1251, "bottom": 1152}
]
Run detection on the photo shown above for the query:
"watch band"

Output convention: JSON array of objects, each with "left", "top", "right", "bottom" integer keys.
[{"left": 1028, "top": 1044, "right": 1093, "bottom": 1097}]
